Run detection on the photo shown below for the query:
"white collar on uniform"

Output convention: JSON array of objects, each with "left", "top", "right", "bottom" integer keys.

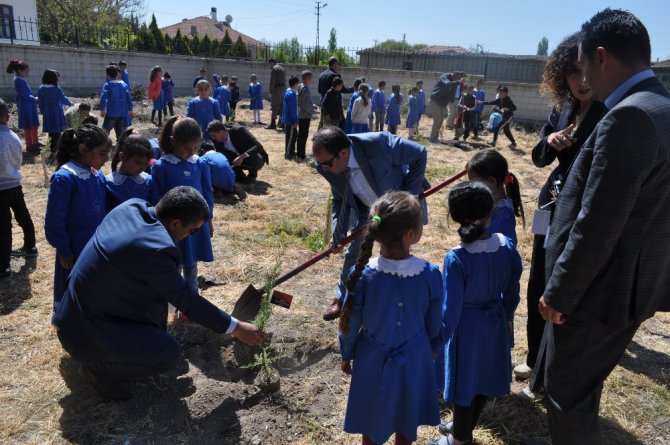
[
  {"left": 162, "top": 153, "right": 198, "bottom": 164},
  {"left": 41, "top": 84, "right": 55, "bottom": 88},
  {"left": 455, "top": 233, "right": 506, "bottom": 254},
  {"left": 62, "top": 161, "right": 97, "bottom": 180},
  {"left": 368, "top": 255, "right": 427, "bottom": 278},
  {"left": 106, "top": 171, "right": 149, "bottom": 185}
]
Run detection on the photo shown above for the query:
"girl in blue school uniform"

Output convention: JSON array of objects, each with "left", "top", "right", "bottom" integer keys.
[
  {"left": 187, "top": 80, "right": 222, "bottom": 140},
  {"left": 150, "top": 116, "right": 214, "bottom": 294},
  {"left": 45, "top": 124, "right": 111, "bottom": 307},
  {"left": 213, "top": 79, "right": 232, "bottom": 122},
  {"left": 38, "top": 69, "right": 72, "bottom": 156},
  {"left": 344, "top": 78, "right": 363, "bottom": 134},
  {"left": 349, "top": 84, "right": 372, "bottom": 134},
  {"left": 6, "top": 59, "right": 40, "bottom": 154},
  {"left": 162, "top": 72, "right": 175, "bottom": 117},
  {"left": 432, "top": 181, "right": 521, "bottom": 445},
  {"left": 416, "top": 80, "right": 426, "bottom": 127},
  {"left": 385, "top": 84, "right": 402, "bottom": 135},
  {"left": 465, "top": 149, "right": 524, "bottom": 244},
  {"left": 248, "top": 74, "right": 263, "bottom": 125},
  {"left": 339, "top": 191, "right": 443, "bottom": 445},
  {"left": 371, "top": 80, "right": 386, "bottom": 132},
  {"left": 406, "top": 87, "right": 420, "bottom": 140},
  {"left": 105, "top": 128, "right": 153, "bottom": 208}
]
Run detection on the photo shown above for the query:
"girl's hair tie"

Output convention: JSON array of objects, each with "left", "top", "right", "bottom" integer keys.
[
  {"left": 371, "top": 215, "right": 382, "bottom": 223},
  {"left": 504, "top": 172, "right": 515, "bottom": 185}
]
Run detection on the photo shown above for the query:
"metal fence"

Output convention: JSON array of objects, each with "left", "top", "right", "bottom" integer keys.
[{"left": 0, "top": 16, "right": 39, "bottom": 43}]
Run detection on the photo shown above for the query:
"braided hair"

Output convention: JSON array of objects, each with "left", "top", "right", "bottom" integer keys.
[
  {"left": 448, "top": 181, "right": 494, "bottom": 243},
  {"left": 339, "top": 191, "right": 422, "bottom": 335},
  {"left": 56, "top": 124, "right": 110, "bottom": 168}
]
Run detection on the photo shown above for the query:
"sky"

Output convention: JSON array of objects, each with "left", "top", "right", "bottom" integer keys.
[{"left": 145, "top": 0, "right": 670, "bottom": 61}]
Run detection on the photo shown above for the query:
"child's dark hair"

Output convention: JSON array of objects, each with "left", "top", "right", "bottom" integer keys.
[
  {"left": 42, "top": 69, "right": 59, "bottom": 85},
  {"left": 159, "top": 116, "right": 202, "bottom": 154},
  {"left": 79, "top": 102, "right": 92, "bottom": 112},
  {"left": 466, "top": 149, "right": 525, "bottom": 226},
  {"left": 353, "top": 78, "right": 362, "bottom": 90},
  {"left": 378, "top": 80, "right": 386, "bottom": 88},
  {"left": 106, "top": 64, "right": 119, "bottom": 79},
  {"left": 163, "top": 71, "right": 171, "bottom": 79},
  {"left": 340, "top": 191, "right": 422, "bottom": 335},
  {"left": 82, "top": 115, "right": 98, "bottom": 126},
  {"left": 301, "top": 70, "right": 312, "bottom": 81},
  {"left": 312, "top": 126, "right": 350, "bottom": 156},
  {"left": 0, "top": 98, "right": 8, "bottom": 118},
  {"left": 448, "top": 181, "right": 495, "bottom": 243},
  {"left": 359, "top": 84, "right": 369, "bottom": 106},
  {"left": 6, "top": 59, "right": 28, "bottom": 74},
  {"left": 206, "top": 119, "right": 227, "bottom": 135},
  {"left": 118, "top": 60, "right": 127, "bottom": 67},
  {"left": 331, "top": 77, "right": 343, "bottom": 88},
  {"left": 56, "top": 124, "right": 110, "bottom": 168},
  {"left": 288, "top": 75, "right": 300, "bottom": 87},
  {"left": 111, "top": 128, "right": 153, "bottom": 171},
  {"left": 150, "top": 65, "right": 162, "bottom": 82},
  {"left": 409, "top": 86, "right": 419, "bottom": 95},
  {"left": 392, "top": 84, "right": 401, "bottom": 103}
]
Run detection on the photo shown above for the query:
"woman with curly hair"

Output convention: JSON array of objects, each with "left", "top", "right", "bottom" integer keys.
[{"left": 513, "top": 32, "right": 608, "bottom": 392}]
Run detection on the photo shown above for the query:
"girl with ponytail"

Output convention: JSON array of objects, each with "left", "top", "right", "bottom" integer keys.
[
  {"left": 433, "top": 181, "right": 522, "bottom": 445},
  {"left": 385, "top": 84, "right": 402, "bottom": 134},
  {"left": 105, "top": 128, "right": 153, "bottom": 208},
  {"left": 349, "top": 84, "right": 371, "bottom": 134},
  {"left": 6, "top": 60, "right": 40, "bottom": 154},
  {"left": 466, "top": 148, "right": 525, "bottom": 244},
  {"left": 338, "top": 191, "right": 444, "bottom": 445},
  {"left": 45, "top": 124, "right": 111, "bottom": 307}
]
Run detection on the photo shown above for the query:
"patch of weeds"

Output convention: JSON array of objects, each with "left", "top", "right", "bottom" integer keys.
[
  {"left": 269, "top": 218, "right": 326, "bottom": 252},
  {"left": 426, "top": 164, "right": 456, "bottom": 182},
  {"left": 268, "top": 218, "right": 310, "bottom": 239},
  {"left": 303, "top": 230, "right": 326, "bottom": 252},
  {"left": 413, "top": 131, "right": 428, "bottom": 145}
]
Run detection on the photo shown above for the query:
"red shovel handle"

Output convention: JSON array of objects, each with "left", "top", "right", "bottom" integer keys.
[{"left": 272, "top": 169, "right": 467, "bottom": 287}]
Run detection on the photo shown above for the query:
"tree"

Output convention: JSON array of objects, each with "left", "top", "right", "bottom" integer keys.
[
  {"left": 191, "top": 35, "right": 201, "bottom": 56},
  {"left": 147, "top": 14, "right": 165, "bottom": 53},
  {"left": 328, "top": 28, "right": 337, "bottom": 54},
  {"left": 467, "top": 43, "right": 486, "bottom": 54},
  {"left": 172, "top": 28, "right": 190, "bottom": 55},
  {"left": 200, "top": 35, "right": 212, "bottom": 57},
  {"left": 164, "top": 32, "right": 172, "bottom": 53},
  {"left": 377, "top": 39, "right": 427, "bottom": 51},
  {"left": 231, "top": 35, "right": 248, "bottom": 58},
  {"left": 288, "top": 37, "right": 302, "bottom": 63},
  {"left": 221, "top": 30, "right": 234, "bottom": 56},
  {"left": 537, "top": 36, "right": 549, "bottom": 56}
]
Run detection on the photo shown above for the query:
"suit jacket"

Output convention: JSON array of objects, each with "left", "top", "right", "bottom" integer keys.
[
  {"left": 225, "top": 123, "right": 270, "bottom": 165},
  {"left": 317, "top": 132, "right": 428, "bottom": 244},
  {"left": 52, "top": 199, "right": 233, "bottom": 362},
  {"left": 544, "top": 76, "right": 670, "bottom": 326}
]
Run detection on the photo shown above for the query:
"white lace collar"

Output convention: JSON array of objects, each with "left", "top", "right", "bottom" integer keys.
[
  {"left": 162, "top": 154, "right": 198, "bottom": 164},
  {"left": 456, "top": 233, "right": 506, "bottom": 254},
  {"left": 62, "top": 161, "right": 98, "bottom": 180},
  {"left": 41, "top": 84, "right": 55, "bottom": 88},
  {"left": 368, "top": 255, "right": 427, "bottom": 278},
  {"left": 106, "top": 171, "right": 149, "bottom": 185}
]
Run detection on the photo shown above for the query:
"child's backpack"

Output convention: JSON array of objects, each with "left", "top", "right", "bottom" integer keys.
[{"left": 487, "top": 112, "right": 503, "bottom": 131}]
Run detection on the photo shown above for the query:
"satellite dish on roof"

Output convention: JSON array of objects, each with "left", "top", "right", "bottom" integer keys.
[{"left": 225, "top": 15, "right": 233, "bottom": 25}]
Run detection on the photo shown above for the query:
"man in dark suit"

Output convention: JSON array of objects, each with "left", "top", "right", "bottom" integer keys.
[
  {"left": 52, "top": 187, "right": 268, "bottom": 400},
  {"left": 266, "top": 58, "right": 286, "bottom": 130},
  {"left": 428, "top": 71, "right": 465, "bottom": 143},
  {"left": 538, "top": 9, "right": 670, "bottom": 444},
  {"left": 312, "top": 126, "right": 428, "bottom": 320},
  {"left": 317, "top": 56, "right": 354, "bottom": 99},
  {"left": 208, "top": 120, "right": 269, "bottom": 184}
]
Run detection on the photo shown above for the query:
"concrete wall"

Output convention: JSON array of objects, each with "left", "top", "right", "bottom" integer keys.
[
  {"left": 654, "top": 65, "right": 670, "bottom": 93},
  {"left": 0, "top": 43, "right": 553, "bottom": 122}
]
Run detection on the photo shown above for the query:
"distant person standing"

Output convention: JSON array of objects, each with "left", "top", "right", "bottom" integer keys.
[
  {"left": 428, "top": 71, "right": 465, "bottom": 143},
  {"left": 192, "top": 68, "right": 207, "bottom": 93},
  {"left": 318, "top": 56, "right": 354, "bottom": 99},
  {"left": 266, "top": 58, "right": 286, "bottom": 130}
]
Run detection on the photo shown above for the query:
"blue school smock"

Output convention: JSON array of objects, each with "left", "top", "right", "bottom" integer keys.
[
  {"left": 248, "top": 83, "right": 263, "bottom": 110},
  {"left": 120, "top": 70, "right": 130, "bottom": 86},
  {"left": 45, "top": 161, "right": 107, "bottom": 305},
  {"left": 441, "top": 233, "right": 522, "bottom": 407},
  {"left": 213, "top": 86, "right": 232, "bottom": 117},
  {"left": 371, "top": 89, "right": 385, "bottom": 113},
  {"left": 186, "top": 97, "right": 222, "bottom": 137},
  {"left": 105, "top": 171, "right": 152, "bottom": 208},
  {"left": 339, "top": 256, "right": 443, "bottom": 445},
  {"left": 281, "top": 88, "right": 298, "bottom": 127},
  {"left": 201, "top": 151, "right": 235, "bottom": 193},
  {"left": 162, "top": 78, "right": 174, "bottom": 103},
  {"left": 344, "top": 91, "right": 361, "bottom": 134},
  {"left": 488, "top": 198, "right": 517, "bottom": 244},
  {"left": 385, "top": 94, "right": 402, "bottom": 126},
  {"left": 38, "top": 85, "right": 73, "bottom": 133},
  {"left": 417, "top": 90, "right": 426, "bottom": 114},
  {"left": 14, "top": 77, "right": 39, "bottom": 129},
  {"left": 100, "top": 80, "right": 133, "bottom": 118},
  {"left": 150, "top": 154, "right": 214, "bottom": 267},
  {"left": 473, "top": 88, "right": 486, "bottom": 112},
  {"left": 406, "top": 95, "right": 419, "bottom": 129}
]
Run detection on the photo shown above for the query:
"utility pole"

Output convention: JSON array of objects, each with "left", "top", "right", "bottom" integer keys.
[
  {"left": 402, "top": 33, "right": 406, "bottom": 51},
  {"left": 315, "top": 1, "right": 327, "bottom": 63}
]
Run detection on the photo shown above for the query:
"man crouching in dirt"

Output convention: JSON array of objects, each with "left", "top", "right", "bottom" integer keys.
[
  {"left": 312, "top": 126, "right": 429, "bottom": 321},
  {"left": 52, "top": 186, "right": 268, "bottom": 400}
]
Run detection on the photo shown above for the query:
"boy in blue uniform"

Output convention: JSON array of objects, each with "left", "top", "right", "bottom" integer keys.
[
  {"left": 201, "top": 141, "right": 247, "bottom": 200},
  {"left": 100, "top": 65, "right": 133, "bottom": 139},
  {"left": 372, "top": 81, "right": 386, "bottom": 132},
  {"left": 162, "top": 72, "right": 175, "bottom": 117},
  {"left": 282, "top": 76, "right": 300, "bottom": 160}
]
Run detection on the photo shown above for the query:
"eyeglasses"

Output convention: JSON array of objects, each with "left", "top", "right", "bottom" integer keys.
[{"left": 317, "top": 154, "right": 339, "bottom": 169}]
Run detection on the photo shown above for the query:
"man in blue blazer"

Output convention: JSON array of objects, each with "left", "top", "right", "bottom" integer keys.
[
  {"left": 52, "top": 186, "right": 268, "bottom": 400},
  {"left": 312, "top": 126, "right": 428, "bottom": 320},
  {"left": 537, "top": 9, "right": 670, "bottom": 444}
]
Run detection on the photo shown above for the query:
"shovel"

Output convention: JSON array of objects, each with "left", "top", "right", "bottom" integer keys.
[{"left": 231, "top": 169, "right": 468, "bottom": 321}]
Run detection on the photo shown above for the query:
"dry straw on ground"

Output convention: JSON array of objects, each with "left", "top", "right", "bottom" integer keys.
[{"left": 0, "top": 97, "right": 668, "bottom": 445}]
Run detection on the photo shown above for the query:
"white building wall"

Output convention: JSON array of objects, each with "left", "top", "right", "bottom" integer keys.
[{"left": 0, "top": 0, "right": 39, "bottom": 46}]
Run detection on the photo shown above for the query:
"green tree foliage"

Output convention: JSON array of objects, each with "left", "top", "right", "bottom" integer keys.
[
  {"left": 231, "top": 35, "right": 249, "bottom": 58},
  {"left": 164, "top": 32, "right": 172, "bottom": 53},
  {"left": 172, "top": 28, "right": 190, "bottom": 55},
  {"left": 377, "top": 39, "right": 427, "bottom": 51},
  {"left": 149, "top": 14, "right": 166, "bottom": 53},
  {"left": 221, "top": 30, "right": 234, "bottom": 56},
  {"left": 328, "top": 28, "right": 337, "bottom": 54},
  {"left": 537, "top": 36, "right": 549, "bottom": 56},
  {"left": 200, "top": 34, "right": 212, "bottom": 57},
  {"left": 210, "top": 38, "right": 220, "bottom": 57},
  {"left": 191, "top": 35, "right": 201, "bottom": 56}
]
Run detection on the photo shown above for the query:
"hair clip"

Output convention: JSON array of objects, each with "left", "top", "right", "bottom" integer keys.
[
  {"left": 504, "top": 172, "right": 515, "bottom": 185},
  {"left": 371, "top": 215, "right": 382, "bottom": 223}
]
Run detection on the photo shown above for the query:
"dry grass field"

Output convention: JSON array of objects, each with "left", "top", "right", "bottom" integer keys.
[{"left": 0, "top": 95, "right": 669, "bottom": 445}]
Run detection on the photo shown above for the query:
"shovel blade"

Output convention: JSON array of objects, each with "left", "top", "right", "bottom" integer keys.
[
  {"left": 231, "top": 284, "right": 263, "bottom": 322},
  {"left": 270, "top": 289, "right": 293, "bottom": 309}
]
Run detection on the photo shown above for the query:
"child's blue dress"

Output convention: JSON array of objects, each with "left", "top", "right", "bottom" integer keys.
[
  {"left": 187, "top": 97, "right": 222, "bottom": 137},
  {"left": 248, "top": 83, "right": 263, "bottom": 110},
  {"left": 213, "top": 86, "right": 232, "bottom": 117},
  {"left": 105, "top": 171, "right": 152, "bottom": 208},
  {"left": 488, "top": 198, "right": 517, "bottom": 244},
  {"left": 441, "top": 233, "right": 522, "bottom": 406},
  {"left": 340, "top": 255, "right": 443, "bottom": 445},
  {"left": 15, "top": 77, "right": 39, "bottom": 129},
  {"left": 385, "top": 94, "right": 402, "bottom": 126},
  {"left": 38, "top": 85, "right": 72, "bottom": 133},
  {"left": 45, "top": 161, "right": 107, "bottom": 306},
  {"left": 150, "top": 154, "right": 214, "bottom": 267},
  {"left": 344, "top": 91, "right": 360, "bottom": 134},
  {"left": 406, "top": 95, "right": 419, "bottom": 129},
  {"left": 162, "top": 78, "right": 174, "bottom": 104}
]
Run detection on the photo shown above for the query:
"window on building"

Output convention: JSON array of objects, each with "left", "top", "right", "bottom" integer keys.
[{"left": 0, "top": 5, "right": 14, "bottom": 40}]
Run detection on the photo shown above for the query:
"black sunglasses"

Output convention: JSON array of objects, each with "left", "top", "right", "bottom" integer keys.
[{"left": 317, "top": 153, "right": 339, "bottom": 168}]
